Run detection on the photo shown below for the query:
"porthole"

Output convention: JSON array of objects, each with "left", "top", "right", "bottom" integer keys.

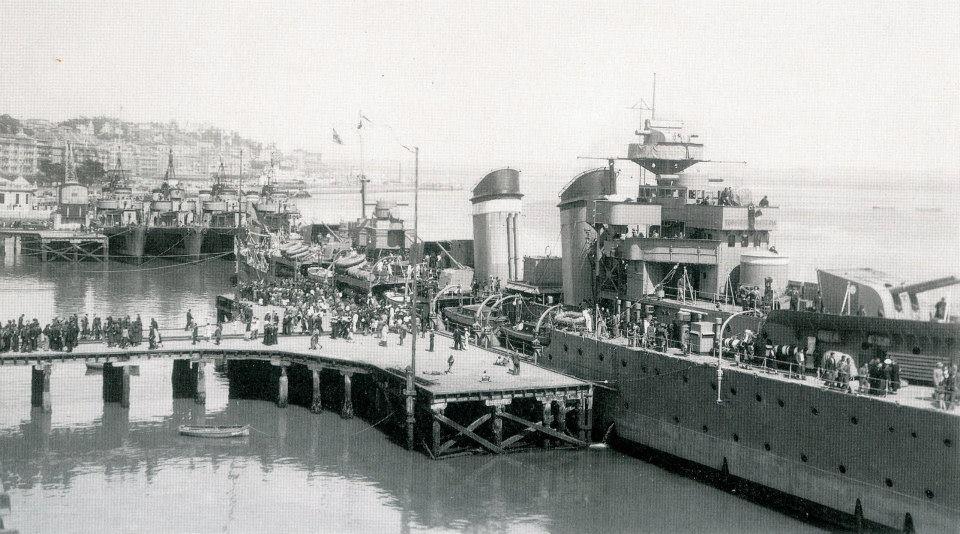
[
  {"left": 709, "top": 382, "right": 716, "bottom": 390},
  {"left": 885, "top": 478, "right": 893, "bottom": 488},
  {"left": 577, "top": 348, "right": 583, "bottom": 356},
  {"left": 912, "top": 346, "right": 921, "bottom": 355},
  {"left": 673, "top": 416, "right": 680, "bottom": 424},
  {"left": 763, "top": 442, "right": 771, "bottom": 451},
  {"left": 702, "top": 425, "right": 709, "bottom": 433},
  {"left": 621, "top": 359, "right": 627, "bottom": 368},
  {"left": 945, "top": 438, "right": 953, "bottom": 447},
  {"left": 925, "top": 489, "right": 934, "bottom": 499},
  {"left": 597, "top": 353, "right": 603, "bottom": 361},
  {"left": 682, "top": 374, "right": 689, "bottom": 383},
  {"left": 888, "top": 426, "right": 895, "bottom": 433},
  {"left": 810, "top": 407, "right": 819, "bottom": 415},
  {"left": 800, "top": 453, "right": 808, "bottom": 463},
  {"left": 838, "top": 464, "right": 847, "bottom": 474},
  {"left": 777, "top": 399, "right": 785, "bottom": 408},
  {"left": 548, "top": 354, "right": 553, "bottom": 361},
  {"left": 563, "top": 344, "right": 568, "bottom": 352},
  {"left": 654, "top": 368, "right": 661, "bottom": 376},
  {"left": 850, "top": 416, "right": 859, "bottom": 425},
  {"left": 911, "top": 431, "right": 918, "bottom": 439},
  {"left": 641, "top": 365, "right": 648, "bottom": 373},
  {"left": 730, "top": 387, "right": 738, "bottom": 396},
  {"left": 755, "top": 394, "right": 762, "bottom": 402},
  {"left": 732, "top": 433, "right": 739, "bottom": 442}
]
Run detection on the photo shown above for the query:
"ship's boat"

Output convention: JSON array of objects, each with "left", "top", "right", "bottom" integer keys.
[
  {"left": 345, "top": 263, "right": 375, "bottom": 281},
  {"left": 383, "top": 290, "right": 409, "bottom": 306},
  {"left": 333, "top": 252, "right": 366, "bottom": 271},
  {"left": 307, "top": 266, "right": 332, "bottom": 280},
  {"left": 555, "top": 311, "right": 586, "bottom": 327},
  {"left": 178, "top": 425, "right": 251, "bottom": 438},
  {"left": 442, "top": 304, "right": 507, "bottom": 329},
  {"left": 498, "top": 322, "right": 552, "bottom": 348}
]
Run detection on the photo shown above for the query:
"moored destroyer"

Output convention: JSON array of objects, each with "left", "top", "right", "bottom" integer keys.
[{"left": 528, "top": 116, "right": 959, "bottom": 532}]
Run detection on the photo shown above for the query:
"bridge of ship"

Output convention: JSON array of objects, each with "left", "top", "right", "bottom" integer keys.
[{"left": 0, "top": 331, "right": 593, "bottom": 459}]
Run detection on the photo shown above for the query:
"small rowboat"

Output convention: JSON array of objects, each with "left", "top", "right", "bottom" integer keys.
[{"left": 178, "top": 424, "right": 251, "bottom": 438}]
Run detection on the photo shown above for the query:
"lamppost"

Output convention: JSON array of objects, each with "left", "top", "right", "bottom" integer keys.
[{"left": 402, "top": 144, "right": 419, "bottom": 450}]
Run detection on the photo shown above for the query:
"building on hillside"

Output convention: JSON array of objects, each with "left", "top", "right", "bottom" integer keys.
[
  {"left": 0, "top": 133, "right": 39, "bottom": 178},
  {"left": 0, "top": 176, "right": 37, "bottom": 207}
]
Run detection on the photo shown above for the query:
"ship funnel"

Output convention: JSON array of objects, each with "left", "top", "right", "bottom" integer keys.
[{"left": 471, "top": 168, "right": 523, "bottom": 284}]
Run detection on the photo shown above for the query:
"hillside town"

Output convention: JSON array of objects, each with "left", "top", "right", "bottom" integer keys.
[{"left": 0, "top": 114, "right": 323, "bottom": 185}]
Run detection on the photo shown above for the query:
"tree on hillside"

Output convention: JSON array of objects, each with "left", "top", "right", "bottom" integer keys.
[
  {"left": 38, "top": 160, "right": 65, "bottom": 186},
  {"left": 77, "top": 159, "right": 105, "bottom": 186}
]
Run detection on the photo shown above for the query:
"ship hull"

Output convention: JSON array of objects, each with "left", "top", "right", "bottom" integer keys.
[{"left": 542, "top": 329, "right": 959, "bottom": 533}]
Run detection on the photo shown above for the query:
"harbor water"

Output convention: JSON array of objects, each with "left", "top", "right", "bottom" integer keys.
[{"left": 0, "top": 172, "right": 955, "bottom": 533}]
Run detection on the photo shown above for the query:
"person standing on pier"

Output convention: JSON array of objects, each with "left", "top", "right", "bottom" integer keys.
[
  {"left": 148, "top": 324, "right": 158, "bottom": 349},
  {"left": 213, "top": 321, "right": 223, "bottom": 345},
  {"left": 446, "top": 353, "right": 455, "bottom": 373},
  {"left": 453, "top": 327, "right": 464, "bottom": 351},
  {"left": 428, "top": 327, "right": 435, "bottom": 352},
  {"left": 398, "top": 321, "right": 407, "bottom": 346},
  {"left": 81, "top": 314, "right": 90, "bottom": 340},
  {"left": 310, "top": 327, "right": 320, "bottom": 350},
  {"left": 191, "top": 323, "right": 200, "bottom": 345},
  {"left": 185, "top": 309, "right": 194, "bottom": 331},
  {"left": 92, "top": 316, "right": 102, "bottom": 341},
  {"left": 511, "top": 351, "right": 521, "bottom": 375}
]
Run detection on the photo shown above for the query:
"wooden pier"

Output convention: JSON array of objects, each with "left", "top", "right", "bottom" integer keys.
[
  {"left": 0, "top": 329, "right": 592, "bottom": 459},
  {"left": 0, "top": 229, "right": 108, "bottom": 262}
]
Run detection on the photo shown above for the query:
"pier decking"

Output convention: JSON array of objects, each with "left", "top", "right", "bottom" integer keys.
[
  {"left": 0, "top": 329, "right": 592, "bottom": 459},
  {"left": 0, "top": 229, "right": 108, "bottom": 262}
]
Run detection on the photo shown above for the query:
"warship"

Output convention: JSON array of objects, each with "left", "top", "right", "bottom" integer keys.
[{"left": 518, "top": 117, "right": 960, "bottom": 532}]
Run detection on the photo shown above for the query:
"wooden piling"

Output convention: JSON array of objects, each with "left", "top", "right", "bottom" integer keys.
[
  {"left": 341, "top": 371, "right": 353, "bottom": 418},
  {"left": 277, "top": 367, "right": 289, "bottom": 408},
  {"left": 310, "top": 369, "right": 323, "bottom": 413},
  {"left": 194, "top": 362, "right": 206, "bottom": 404}
]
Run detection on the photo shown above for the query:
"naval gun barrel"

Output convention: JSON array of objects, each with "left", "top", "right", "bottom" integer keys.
[{"left": 889, "top": 275, "right": 960, "bottom": 295}]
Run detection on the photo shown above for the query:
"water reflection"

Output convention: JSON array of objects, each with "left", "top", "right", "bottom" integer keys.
[{"left": 0, "top": 357, "right": 825, "bottom": 533}]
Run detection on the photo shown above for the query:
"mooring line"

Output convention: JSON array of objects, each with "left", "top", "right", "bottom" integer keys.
[{"left": 351, "top": 411, "right": 395, "bottom": 437}]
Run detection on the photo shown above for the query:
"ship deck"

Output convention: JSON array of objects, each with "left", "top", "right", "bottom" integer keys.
[{"left": 599, "top": 335, "right": 960, "bottom": 416}]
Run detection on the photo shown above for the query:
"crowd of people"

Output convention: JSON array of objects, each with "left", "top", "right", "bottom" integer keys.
[
  {"left": 0, "top": 313, "right": 165, "bottom": 353},
  {"left": 234, "top": 278, "right": 431, "bottom": 347}
]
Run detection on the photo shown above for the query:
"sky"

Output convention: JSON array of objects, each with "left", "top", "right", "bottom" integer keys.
[{"left": 1, "top": 1, "right": 958, "bottom": 177}]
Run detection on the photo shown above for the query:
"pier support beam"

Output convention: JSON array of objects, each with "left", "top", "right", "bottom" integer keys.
[
  {"left": 277, "top": 367, "right": 289, "bottom": 408},
  {"left": 431, "top": 405, "right": 444, "bottom": 456},
  {"left": 341, "top": 371, "right": 353, "bottom": 418},
  {"left": 103, "top": 363, "right": 130, "bottom": 407},
  {"left": 555, "top": 399, "right": 568, "bottom": 435},
  {"left": 172, "top": 359, "right": 198, "bottom": 398},
  {"left": 541, "top": 398, "right": 554, "bottom": 446},
  {"left": 580, "top": 392, "right": 593, "bottom": 442},
  {"left": 194, "top": 362, "right": 206, "bottom": 404},
  {"left": 310, "top": 369, "right": 323, "bottom": 413},
  {"left": 486, "top": 400, "right": 508, "bottom": 447},
  {"left": 405, "top": 370, "right": 415, "bottom": 450},
  {"left": 30, "top": 364, "right": 52, "bottom": 413}
]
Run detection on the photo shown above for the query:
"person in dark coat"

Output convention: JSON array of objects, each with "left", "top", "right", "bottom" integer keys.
[
  {"left": 428, "top": 328, "right": 435, "bottom": 352},
  {"left": 185, "top": 309, "right": 194, "bottom": 331}
]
